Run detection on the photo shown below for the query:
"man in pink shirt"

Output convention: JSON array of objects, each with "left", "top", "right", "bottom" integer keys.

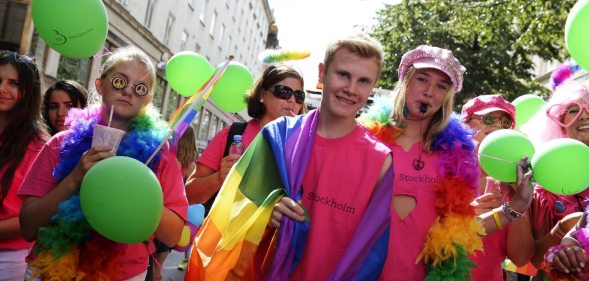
[{"left": 268, "top": 34, "right": 393, "bottom": 280}]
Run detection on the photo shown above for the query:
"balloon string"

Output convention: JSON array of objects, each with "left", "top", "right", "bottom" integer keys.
[
  {"left": 93, "top": 44, "right": 112, "bottom": 59},
  {"left": 477, "top": 153, "right": 519, "bottom": 164},
  {"left": 145, "top": 243, "right": 173, "bottom": 281}
]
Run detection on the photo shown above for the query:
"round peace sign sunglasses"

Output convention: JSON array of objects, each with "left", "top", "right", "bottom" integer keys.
[
  {"left": 110, "top": 75, "right": 149, "bottom": 97},
  {"left": 473, "top": 113, "right": 513, "bottom": 129}
]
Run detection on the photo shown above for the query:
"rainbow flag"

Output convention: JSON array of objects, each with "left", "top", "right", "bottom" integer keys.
[
  {"left": 184, "top": 110, "right": 393, "bottom": 280},
  {"left": 146, "top": 57, "right": 231, "bottom": 165}
]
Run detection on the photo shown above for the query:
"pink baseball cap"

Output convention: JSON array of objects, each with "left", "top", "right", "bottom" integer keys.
[
  {"left": 461, "top": 94, "right": 516, "bottom": 126},
  {"left": 398, "top": 45, "right": 466, "bottom": 92}
]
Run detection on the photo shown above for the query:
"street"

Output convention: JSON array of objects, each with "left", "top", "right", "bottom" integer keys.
[{"left": 161, "top": 250, "right": 187, "bottom": 281}]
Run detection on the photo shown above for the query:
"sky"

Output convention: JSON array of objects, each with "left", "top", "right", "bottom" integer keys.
[{"left": 266, "top": 0, "right": 401, "bottom": 89}]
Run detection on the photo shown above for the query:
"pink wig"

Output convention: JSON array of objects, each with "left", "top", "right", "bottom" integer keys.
[{"left": 521, "top": 81, "right": 589, "bottom": 145}]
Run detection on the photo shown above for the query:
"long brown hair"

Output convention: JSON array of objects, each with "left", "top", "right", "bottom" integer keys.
[
  {"left": 0, "top": 51, "right": 48, "bottom": 204},
  {"left": 176, "top": 126, "right": 198, "bottom": 168}
]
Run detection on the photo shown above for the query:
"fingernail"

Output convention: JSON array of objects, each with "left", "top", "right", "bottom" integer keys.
[
  {"left": 581, "top": 262, "right": 585, "bottom": 268},
  {"left": 578, "top": 267, "right": 582, "bottom": 272},
  {"left": 565, "top": 269, "right": 570, "bottom": 273}
]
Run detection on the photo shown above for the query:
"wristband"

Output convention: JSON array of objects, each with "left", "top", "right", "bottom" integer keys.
[
  {"left": 493, "top": 209, "right": 503, "bottom": 230},
  {"left": 549, "top": 221, "right": 567, "bottom": 244}
]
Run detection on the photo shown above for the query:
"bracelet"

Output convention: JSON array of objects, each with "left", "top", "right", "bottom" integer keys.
[
  {"left": 549, "top": 221, "right": 567, "bottom": 244},
  {"left": 501, "top": 202, "right": 524, "bottom": 221},
  {"left": 493, "top": 209, "right": 503, "bottom": 230}
]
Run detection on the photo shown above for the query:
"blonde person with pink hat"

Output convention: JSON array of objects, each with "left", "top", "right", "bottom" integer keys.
[
  {"left": 463, "top": 94, "right": 535, "bottom": 281},
  {"left": 360, "top": 45, "right": 534, "bottom": 280}
]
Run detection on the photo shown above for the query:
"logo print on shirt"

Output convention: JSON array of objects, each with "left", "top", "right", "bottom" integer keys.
[{"left": 307, "top": 192, "right": 355, "bottom": 214}]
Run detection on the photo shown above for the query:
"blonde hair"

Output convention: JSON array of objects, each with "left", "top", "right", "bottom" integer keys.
[
  {"left": 99, "top": 45, "right": 156, "bottom": 93},
  {"left": 390, "top": 67, "right": 456, "bottom": 153},
  {"left": 323, "top": 34, "right": 384, "bottom": 78}
]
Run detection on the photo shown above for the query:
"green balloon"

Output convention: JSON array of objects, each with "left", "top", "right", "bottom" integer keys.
[
  {"left": 532, "top": 138, "right": 589, "bottom": 195},
  {"left": 80, "top": 156, "right": 163, "bottom": 244},
  {"left": 210, "top": 62, "right": 253, "bottom": 113},
  {"left": 478, "top": 130, "right": 535, "bottom": 183},
  {"left": 566, "top": 0, "right": 589, "bottom": 71},
  {"left": 512, "top": 94, "right": 545, "bottom": 127},
  {"left": 166, "top": 52, "right": 213, "bottom": 97},
  {"left": 32, "top": 0, "right": 108, "bottom": 58}
]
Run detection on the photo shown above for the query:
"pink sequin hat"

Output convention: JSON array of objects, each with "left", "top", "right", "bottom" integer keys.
[
  {"left": 461, "top": 94, "right": 516, "bottom": 126},
  {"left": 398, "top": 45, "right": 467, "bottom": 92}
]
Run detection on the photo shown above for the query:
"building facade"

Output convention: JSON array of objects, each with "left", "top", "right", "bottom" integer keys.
[{"left": 2, "top": 0, "right": 275, "bottom": 152}]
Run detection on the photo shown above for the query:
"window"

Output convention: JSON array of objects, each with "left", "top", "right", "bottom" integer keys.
[
  {"left": 218, "top": 24, "right": 224, "bottom": 47},
  {"left": 226, "top": 35, "right": 232, "bottom": 53},
  {"left": 208, "top": 115, "right": 218, "bottom": 139},
  {"left": 180, "top": 30, "right": 188, "bottom": 50},
  {"left": 200, "top": 0, "right": 209, "bottom": 23},
  {"left": 57, "top": 56, "right": 91, "bottom": 87},
  {"left": 152, "top": 77, "right": 166, "bottom": 110},
  {"left": 0, "top": 1, "right": 27, "bottom": 51},
  {"left": 165, "top": 91, "right": 181, "bottom": 120},
  {"left": 145, "top": 0, "right": 155, "bottom": 27},
  {"left": 198, "top": 110, "right": 211, "bottom": 140},
  {"left": 209, "top": 11, "right": 217, "bottom": 36},
  {"left": 164, "top": 14, "right": 175, "bottom": 44}
]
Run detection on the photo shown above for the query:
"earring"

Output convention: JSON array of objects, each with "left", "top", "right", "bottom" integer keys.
[
  {"left": 403, "top": 104, "right": 409, "bottom": 118},
  {"left": 260, "top": 98, "right": 264, "bottom": 103}
]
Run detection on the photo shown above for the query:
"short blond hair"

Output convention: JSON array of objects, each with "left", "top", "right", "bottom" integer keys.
[{"left": 323, "top": 34, "right": 384, "bottom": 79}]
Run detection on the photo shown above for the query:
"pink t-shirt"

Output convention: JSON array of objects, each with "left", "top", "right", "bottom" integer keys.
[
  {"left": 290, "top": 125, "right": 391, "bottom": 281},
  {"left": 470, "top": 225, "right": 508, "bottom": 281},
  {"left": 380, "top": 142, "right": 441, "bottom": 281},
  {"left": 0, "top": 138, "right": 44, "bottom": 250},
  {"left": 198, "top": 120, "right": 261, "bottom": 171},
  {"left": 17, "top": 133, "right": 188, "bottom": 280}
]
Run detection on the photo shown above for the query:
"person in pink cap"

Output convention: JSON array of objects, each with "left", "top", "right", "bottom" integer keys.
[
  {"left": 361, "top": 45, "right": 534, "bottom": 280},
  {"left": 463, "top": 94, "right": 535, "bottom": 281}
]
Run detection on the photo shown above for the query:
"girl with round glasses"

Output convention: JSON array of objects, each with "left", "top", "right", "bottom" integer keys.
[
  {"left": 185, "top": 64, "right": 306, "bottom": 211},
  {"left": 0, "top": 51, "right": 48, "bottom": 280},
  {"left": 19, "top": 46, "right": 188, "bottom": 280},
  {"left": 462, "top": 94, "right": 534, "bottom": 281}
]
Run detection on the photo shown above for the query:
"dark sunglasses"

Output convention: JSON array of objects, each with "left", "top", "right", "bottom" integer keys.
[
  {"left": 0, "top": 50, "right": 35, "bottom": 64},
  {"left": 110, "top": 75, "right": 149, "bottom": 97},
  {"left": 267, "top": 85, "right": 305, "bottom": 104},
  {"left": 474, "top": 113, "right": 513, "bottom": 129}
]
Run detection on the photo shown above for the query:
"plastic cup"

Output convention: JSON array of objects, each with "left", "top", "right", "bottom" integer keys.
[{"left": 92, "top": 124, "right": 126, "bottom": 154}]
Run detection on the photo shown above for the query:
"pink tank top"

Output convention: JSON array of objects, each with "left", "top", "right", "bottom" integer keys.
[{"left": 380, "top": 142, "right": 441, "bottom": 281}]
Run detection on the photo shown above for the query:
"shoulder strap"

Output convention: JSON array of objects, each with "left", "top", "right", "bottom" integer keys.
[{"left": 222, "top": 121, "right": 248, "bottom": 157}]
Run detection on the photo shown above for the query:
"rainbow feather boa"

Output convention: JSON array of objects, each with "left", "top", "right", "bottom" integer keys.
[
  {"left": 359, "top": 96, "right": 485, "bottom": 280},
  {"left": 30, "top": 105, "right": 169, "bottom": 280}
]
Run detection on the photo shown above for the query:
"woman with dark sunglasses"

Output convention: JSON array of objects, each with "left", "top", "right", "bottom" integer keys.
[
  {"left": 184, "top": 64, "right": 306, "bottom": 209},
  {"left": 42, "top": 80, "right": 88, "bottom": 135},
  {"left": 0, "top": 50, "right": 49, "bottom": 280},
  {"left": 520, "top": 78, "right": 589, "bottom": 280},
  {"left": 462, "top": 94, "right": 535, "bottom": 281}
]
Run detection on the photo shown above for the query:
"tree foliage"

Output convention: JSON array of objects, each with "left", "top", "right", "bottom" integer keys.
[{"left": 369, "top": 0, "right": 577, "bottom": 106}]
